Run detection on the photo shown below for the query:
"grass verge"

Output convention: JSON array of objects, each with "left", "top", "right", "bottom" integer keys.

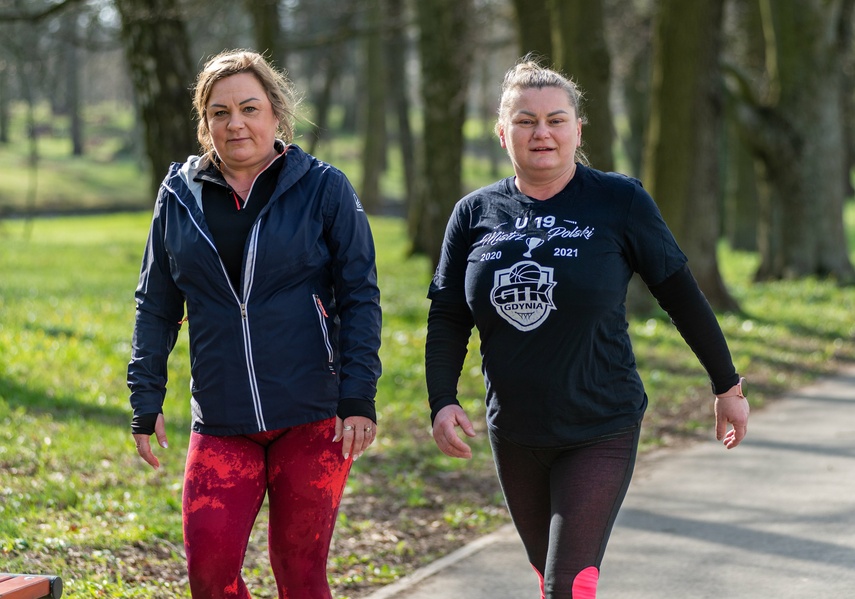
[{"left": 1, "top": 212, "right": 854, "bottom": 598}]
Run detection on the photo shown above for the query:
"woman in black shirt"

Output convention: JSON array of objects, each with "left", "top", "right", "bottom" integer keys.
[{"left": 425, "top": 56, "right": 749, "bottom": 599}]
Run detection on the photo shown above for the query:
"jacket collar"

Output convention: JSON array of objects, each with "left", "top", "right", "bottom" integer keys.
[{"left": 168, "top": 142, "right": 314, "bottom": 214}]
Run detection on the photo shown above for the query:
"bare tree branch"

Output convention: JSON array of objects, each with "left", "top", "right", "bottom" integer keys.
[{"left": 0, "top": 0, "right": 88, "bottom": 23}]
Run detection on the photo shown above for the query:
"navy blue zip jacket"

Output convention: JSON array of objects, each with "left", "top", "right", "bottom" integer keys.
[{"left": 128, "top": 144, "right": 382, "bottom": 436}]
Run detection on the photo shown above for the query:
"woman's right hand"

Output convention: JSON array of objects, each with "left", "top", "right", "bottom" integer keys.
[
  {"left": 432, "top": 404, "right": 476, "bottom": 459},
  {"left": 133, "top": 413, "right": 169, "bottom": 470}
]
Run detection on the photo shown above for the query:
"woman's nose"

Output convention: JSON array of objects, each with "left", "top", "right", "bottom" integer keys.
[{"left": 533, "top": 122, "right": 550, "bottom": 137}]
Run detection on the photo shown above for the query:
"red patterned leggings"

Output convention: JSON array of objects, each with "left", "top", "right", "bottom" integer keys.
[{"left": 182, "top": 417, "right": 351, "bottom": 599}]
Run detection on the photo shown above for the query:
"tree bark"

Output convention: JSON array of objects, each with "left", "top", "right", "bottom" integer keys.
[
  {"left": 359, "top": 0, "right": 387, "bottom": 213},
  {"left": 114, "top": 0, "right": 197, "bottom": 197},
  {"left": 305, "top": 9, "right": 352, "bottom": 155},
  {"left": 720, "top": 0, "right": 767, "bottom": 253},
  {"left": 605, "top": 0, "right": 654, "bottom": 179},
  {"left": 551, "top": 0, "right": 614, "bottom": 172},
  {"left": 510, "top": 0, "right": 554, "bottom": 63},
  {"left": 727, "top": 0, "right": 855, "bottom": 281},
  {"left": 411, "top": 0, "right": 475, "bottom": 266},
  {"left": 385, "top": 0, "right": 417, "bottom": 212},
  {"left": 643, "top": 0, "right": 739, "bottom": 311},
  {"left": 840, "top": 0, "right": 855, "bottom": 198},
  {"left": 723, "top": 116, "right": 759, "bottom": 251},
  {"left": 0, "top": 63, "right": 9, "bottom": 144},
  {"left": 244, "top": 0, "right": 286, "bottom": 69},
  {"left": 61, "top": 7, "right": 84, "bottom": 156}
]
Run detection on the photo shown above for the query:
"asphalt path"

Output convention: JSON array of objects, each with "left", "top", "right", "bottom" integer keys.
[{"left": 365, "top": 365, "right": 855, "bottom": 599}]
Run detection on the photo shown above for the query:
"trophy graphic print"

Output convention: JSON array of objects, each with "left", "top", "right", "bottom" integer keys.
[{"left": 523, "top": 237, "right": 544, "bottom": 258}]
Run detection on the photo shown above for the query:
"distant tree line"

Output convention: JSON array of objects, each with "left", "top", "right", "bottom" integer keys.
[{"left": 1, "top": 0, "right": 853, "bottom": 304}]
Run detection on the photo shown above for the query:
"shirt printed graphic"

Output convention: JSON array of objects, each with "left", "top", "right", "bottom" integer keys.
[{"left": 490, "top": 260, "right": 556, "bottom": 331}]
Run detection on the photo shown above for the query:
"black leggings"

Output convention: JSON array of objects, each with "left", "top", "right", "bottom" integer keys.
[{"left": 489, "top": 426, "right": 639, "bottom": 599}]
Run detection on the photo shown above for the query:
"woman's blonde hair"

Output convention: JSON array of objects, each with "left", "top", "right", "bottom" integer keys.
[
  {"left": 495, "top": 54, "right": 588, "bottom": 164},
  {"left": 192, "top": 49, "right": 299, "bottom": 158}
]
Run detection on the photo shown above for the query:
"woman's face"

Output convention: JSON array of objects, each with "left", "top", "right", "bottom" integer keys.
[
  {"left": 206, "top": 72, "right": 279, "bottom": 175},
  {"left": 498, "top": 86, "right": 582, "bottom": 183}
]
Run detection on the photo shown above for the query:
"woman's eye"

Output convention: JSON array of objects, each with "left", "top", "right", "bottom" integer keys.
[{"left": 243, "top": 106, "right": 258, "bottom": 113}]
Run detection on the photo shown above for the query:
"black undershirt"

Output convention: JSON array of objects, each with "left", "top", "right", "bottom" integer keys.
[{"left": 200, "top": 155, "right": 285, "bottom": 293}]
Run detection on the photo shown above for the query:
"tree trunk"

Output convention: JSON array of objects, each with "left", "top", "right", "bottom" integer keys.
[
  {"left": 306, "top": 56, "right": 341, "bottom": 155},
  {"left": 839, "top": 0, "right": 855, "bottom": 198},
  {"left": 728, "top": 0, "right": 855, "bottom": 281},
  {"left": 605, "top": 1, "right": 654, "bottom": 179},
  {"left": 386, "top": 0, "right": 417, "bottom": 212},
  {"left": 0, "top": 64, "right": 9, "bottom": 144},
  {"left": 411, "top": 0, "right": 475, "bottom": 266},
  {"left": 723, "top": 116, "right": 759, "bottom": 251},
  {"left": 114, "top": 0, "right": 197, "bottom": 197},
  {"left": 306, "top": 11, "right": 351, "bottom": 155},
  {"left": 551, "top": 0, "right": 614, "bottom": 172},
  {"left": 479, "top": 58, "right": 502, "bottom": 180},
  {"left": 643, "top": 0, "right": 738, "bottom": 311},
  {"left": 359, "top": 0, "right": 387, "bottom": 213},
  {"left": 510, "top": 0, "right": 553, "bottom": 63},
  {"left": 62, "top": 8, "right": 84, "bottom": 156},
  {"left": 244, "top": 0, "right": 286, "bottom": 69},
  {"left": 621, "top": 44, "right": 651, "bottom": 178},
  {"left": 721, "top": 0, "right": 766, "bottom": 253}
]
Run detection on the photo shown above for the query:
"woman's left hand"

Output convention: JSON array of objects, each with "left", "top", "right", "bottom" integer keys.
[
  {"left": 714, "top": 378, "right": 749, "bottom": 449},
  {"left": 333, "top": 416, "right": 376, "bottom": 460}
]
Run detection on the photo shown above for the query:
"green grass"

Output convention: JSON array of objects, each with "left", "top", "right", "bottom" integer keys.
[
  {"left": 2, "top": 101, "right": 855, "bottom": 596},
  {"left": 0, "top": 103, "right": 149, "bottom": 215},
  {"left": 1, "top": 211, "right": 854, "bottom": 597}
]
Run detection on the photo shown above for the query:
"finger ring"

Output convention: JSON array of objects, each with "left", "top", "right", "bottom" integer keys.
[
  {"left": 343, "top": 425, "right": 354, "bottom": 431},
  {"left": 364, "top": 426, "right": 373, "bottom": 433}
]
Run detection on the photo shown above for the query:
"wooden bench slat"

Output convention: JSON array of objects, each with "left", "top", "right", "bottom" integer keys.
[{"left": 0, "top": 575, "right": 52, "bottom": 599}]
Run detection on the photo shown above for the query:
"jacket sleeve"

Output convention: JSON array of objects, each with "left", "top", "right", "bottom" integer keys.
[
  {"left": 321, "top": 172, "right": 382, "bottom": 420},
  {"left": 127, "top": 194, "right": 185, "bottom": 427}
]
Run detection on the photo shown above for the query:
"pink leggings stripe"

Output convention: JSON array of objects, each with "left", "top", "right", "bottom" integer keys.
[
  {"left": 532, "top": 565, "right": 599, "bottom": 599},
  {"left": 182, "top": 417, "right": 350, "bottom": 599},
  {"left": 572, "top": 566, "right": 599, "bottom": 599}
]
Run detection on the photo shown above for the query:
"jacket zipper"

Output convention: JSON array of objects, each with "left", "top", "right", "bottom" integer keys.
[
  {"left": 170, "top": 186, "right": 267, "bottom": 431},
  {"left": 312, "top": 294, "right": 336, "bottom": 375},
  {"left": 240, "top": 224, "right": 266, "bottom": 430}
]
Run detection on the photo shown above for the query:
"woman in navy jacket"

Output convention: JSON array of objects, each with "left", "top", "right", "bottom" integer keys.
[{"left": 128, "top": 50, "right": 381, "bottom": 599}]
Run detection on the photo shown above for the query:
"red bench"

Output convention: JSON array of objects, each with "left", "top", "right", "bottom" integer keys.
[{"left": 0, "top": 574, "right": 62, "bottom": 599}]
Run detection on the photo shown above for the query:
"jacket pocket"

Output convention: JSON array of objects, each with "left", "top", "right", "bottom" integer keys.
[{"left": 312, "top": 294, "right": 336, "bottom": 375}]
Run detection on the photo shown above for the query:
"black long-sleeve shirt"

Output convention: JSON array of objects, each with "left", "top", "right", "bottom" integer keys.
[{"left": 425, "top": 165, "right": 738, "bottom": 447}]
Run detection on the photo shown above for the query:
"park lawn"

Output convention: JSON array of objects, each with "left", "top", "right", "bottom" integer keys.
[{"left": 1, "top": 212, "right": 854, "bottom": 598}]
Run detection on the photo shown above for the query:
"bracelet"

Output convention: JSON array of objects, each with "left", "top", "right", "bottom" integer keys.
[{"left": 716, "top": 376, "right": 746, "bottom": 399}]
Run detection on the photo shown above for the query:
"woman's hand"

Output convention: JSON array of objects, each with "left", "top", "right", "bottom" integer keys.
[
  {"left": 714, "top": 378, "right": 749, "bottom": 449},
  {"left": 432, "top": 404, "right": 476, "bottom": 459},
  {"left": 133, "top": 413, "right": 169, "bottom": 469},
  {"left": 334, "top": 416, "right": 376, "bottom": 460}
]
